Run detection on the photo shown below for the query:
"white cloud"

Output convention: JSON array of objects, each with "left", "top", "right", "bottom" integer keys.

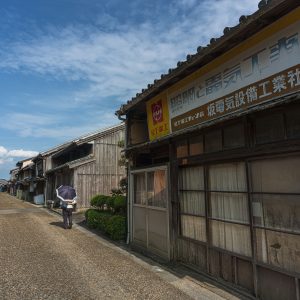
[
  {"left": 0, "top": 145, "right": 38, "bottom": 165},
  {"left": 0, "top": 113, "right": 61, "bottom": 138},
  {"left": 8, "top": 149, "right": 39, "bottom": 157},
  {"left": 0, "top": 0, "right": 259, "bottom": 141},
  {"left": 0, "top": 110, "right": 118, "bottom": 139},
  {"left": 0, "top": 1, "right": 259, "bottom": 101},
  {"left": 0, "top": 146, "right": 8, "bottom": 156}
]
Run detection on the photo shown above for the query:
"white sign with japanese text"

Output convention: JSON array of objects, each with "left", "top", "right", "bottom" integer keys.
[{"left": 168, "top": 19, "right": 300, "bottom": 132}]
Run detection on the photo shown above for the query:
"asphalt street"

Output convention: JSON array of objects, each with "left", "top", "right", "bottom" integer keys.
[{"left": 0, "top": 193, "right": 243, "bottom": 300}]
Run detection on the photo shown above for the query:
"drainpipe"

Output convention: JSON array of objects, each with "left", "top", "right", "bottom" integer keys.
[
  {"left": 126, "top": 166, "right": 130, "bottom": 244},
  {"left": 116, "top": 112, "right": 130, "bottom": 244}
]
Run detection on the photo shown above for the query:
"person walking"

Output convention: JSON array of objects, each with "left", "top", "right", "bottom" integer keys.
[
  {"left": 56, "top": 185, "right": 77, "bottom": 229},
  {"left": 61, "top": 199, "right": 76, "bottom": 229}
]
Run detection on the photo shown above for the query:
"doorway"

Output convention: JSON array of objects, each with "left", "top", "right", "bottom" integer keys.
[{"left": 131, "top": 166, "right": 170, "bottom": 259}]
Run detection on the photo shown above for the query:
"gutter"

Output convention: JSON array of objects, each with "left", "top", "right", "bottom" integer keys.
[{"left": 126, "top": 166, "right": 131, "bottom": 245}]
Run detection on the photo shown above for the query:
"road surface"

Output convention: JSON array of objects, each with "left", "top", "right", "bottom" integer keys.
[{"left": 0, "top": 193, "right": 243, "bottom": 300}]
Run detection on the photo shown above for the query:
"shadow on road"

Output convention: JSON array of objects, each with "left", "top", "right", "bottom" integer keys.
[
  {"left": 49, "top": 221, "right": 65, "bottom": 228},
  {"left": 46, "top": 209, "right": 249, "bottom": 300},
  {"left": 72, "top": 220, "right": 250, "bottom": 300}
]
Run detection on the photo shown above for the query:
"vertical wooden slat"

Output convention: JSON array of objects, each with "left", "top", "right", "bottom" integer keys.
[
  {"left": 295, "top": 277, "right": 300, "bottom": 300},
  {"left": 205, "top": 165, "right": 210, "bottom": 273},
  {"left": 169, "top": 140, "right": 177, "bottom": 261},
  {"left": 246, "top": 160, "right": 258, "bottom": 297}
]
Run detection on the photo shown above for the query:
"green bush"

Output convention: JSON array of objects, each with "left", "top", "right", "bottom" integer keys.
[
  {"left": 86, "top": 209, "right": 111, "bottom": 230},
  {"left": 106, "top": 196, "right": 114, "bottom": 211},
  {"left": 112, "top": 195, "right": 126, "bottom": 214},
  {"left": 90, "top": 194, "right": 126, "bottom": 214},
  {"left": 85, "top": 209, "right": 126, "bottom": 240},
  {"left": 85, "top": 208, "right": 92, "bottom": 220},
  {"left": 85, "top": 209, "right": 99, "bottom": 229},
  {"left": 106, "top": 215, "right": 126, "bottom": 240},
  {"left": 90, "top": 194, "right": 110, "bottom": 210}
]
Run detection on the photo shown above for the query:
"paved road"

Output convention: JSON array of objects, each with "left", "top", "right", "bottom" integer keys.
[
  {"left": 0, "top": 193, "right": 244, "bottom": 300},
  {"left": 0, "top": 193, "right": 193, "bottom": 300}
]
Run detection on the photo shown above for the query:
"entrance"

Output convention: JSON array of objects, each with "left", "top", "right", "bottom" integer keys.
[{"left": 131, "top": 166, "right": 170, "bottom": 259}]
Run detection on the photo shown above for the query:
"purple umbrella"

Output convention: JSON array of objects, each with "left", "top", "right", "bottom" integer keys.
[{"left": 56, "top": 185, "right": 77, "bottom": 201}]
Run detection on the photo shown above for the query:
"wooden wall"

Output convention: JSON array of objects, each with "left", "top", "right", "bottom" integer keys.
[{"left": 74, "top": 126, "right": 125, "bottom": 208}]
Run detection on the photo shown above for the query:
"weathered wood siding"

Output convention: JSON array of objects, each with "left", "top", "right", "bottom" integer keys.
[
  {"left": 45, "top": 156, "right": 53, "bottom": 171},
  {"left": 74, "top": 126, "right": 125, "bottom": 208}
]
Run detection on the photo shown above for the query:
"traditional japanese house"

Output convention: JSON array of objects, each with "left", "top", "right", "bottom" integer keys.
[
  {"left": 15, "top": 158, "right": 35, "bottom": 201},
  {"left": 9, "top": 167, "right": 19, "bottom": 195},
  {"left": 0, "top": 179, "right": 8, "bottom": 192},
  {"left": 28, "top": 154, "right": 47, "bottom": 204},
  {"left": 44, "top": 124, "right": 125, "bottom": 208},
  {"left": 116, "top": 1, "right": 300, "bottom": 299}
]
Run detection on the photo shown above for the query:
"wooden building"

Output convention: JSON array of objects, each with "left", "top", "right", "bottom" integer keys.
[
  {"left": 15, "top": 158, "right": 35, "bottom": 202},
  {"left": 117, "top": 1, "right": 300, "bottom": 299},
  {"left": 31, "top": 154, "right": 47, "bottom": 204},
  {"left": 0, "top": 179, "right": 8, "bottom": 192},
  {"left": 43, "top": 124, "right": 125, "bottom": 208},
  {"left": 8, "top": 167, "right": 19, "bottom": 195}
]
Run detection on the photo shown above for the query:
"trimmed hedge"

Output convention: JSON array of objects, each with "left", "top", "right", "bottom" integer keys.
[
  {"left": 112, "top": 195, "right": 126, "bottom": 214},
  {"left": 106, "top": 215, "right": 126, "bottom": 240},
  {"left": 90, "top": 194, "right": 126, "bottom": 213},
  {"left": 85, "top": 209, "right": 126, "bottom": 241},
  {"left": 86, "top": 209, "right": 111, "bottom": 230},
  {"left": 90, "top": 195, "right": 110, "bottom": 210}
]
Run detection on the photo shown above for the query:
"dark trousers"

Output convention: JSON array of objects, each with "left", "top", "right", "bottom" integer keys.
[{"left": 62, "top": 208, "right": 73, "bottom": 228}]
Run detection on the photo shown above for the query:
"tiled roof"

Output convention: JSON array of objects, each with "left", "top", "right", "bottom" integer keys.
[
  {"left": 45, "top": 154, "right": 95, "bottom": 174},
  {"left": 116, "top": 0, "right": 297, "bottom": 116},
  {"left": 41, "top": 123, "right": 124, "bottom": 156}
]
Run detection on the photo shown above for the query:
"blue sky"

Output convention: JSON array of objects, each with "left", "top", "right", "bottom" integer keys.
[{"left": 0, "top": 0, "right": 259, "bottom": 179}]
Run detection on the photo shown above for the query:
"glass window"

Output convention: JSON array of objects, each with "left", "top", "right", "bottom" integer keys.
[
  {"left": 211, "top": 220, "right": 251, "bottom": 257},
  {"left": 189, "top": 135, "right": 204, "bottom": 156},
  {"left": 176, "top": 140, "right": 188, "bottom": 158},
  {"left": 255, "top": 113, "right": 285, "bottom": 144},
  {"left": 223, "top": 122, "right": 245, "bottom": 149},
  {"left": 179, "top": 166, "right": 206, "bottom": 242},
  {"left": 181, "top": 215, "right": 206, "bottom": 242},
  {"left": 208, "top": 162, "right": 251, "bottom": 256},
  {"left": 147, "top": 170, "right": 167, "bottom": 208},
  {"left": 205, "top": 129, "right": 222, "bottom": 153},
  {"left": 134, "top": 173, "right": 146, "bottom": 205},
  {"left": 286, "top": 107, "right": 300, "bottom": 139},
  {"left": 210, "top": 192, "right": 249, "bottom": 223},
  {"left": 256, "top": 228, "right": 300, "bottom": 274},
  {"left": 251, "top": 156, "right": 300, "bottom": 193},
  {"left": 209, "top": 162, "right": 247, "bottom": 192},
  {"left": 180, "top": 191, "right": 205, "bottom": 216},
  {"left": 251, "top": 156, "right": 300, "bottom": 274},
  {"left": 179, "top": 166, "right": 204, "bottom": 190},
  {"left": 252, "top": 194, "right": 300, "bottom": 233}
]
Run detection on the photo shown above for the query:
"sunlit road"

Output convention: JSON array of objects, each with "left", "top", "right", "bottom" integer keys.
[{"left": 0, "top": 193, "right": 192, "bottom": 300}]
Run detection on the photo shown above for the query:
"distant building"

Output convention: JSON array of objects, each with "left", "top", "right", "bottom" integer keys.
[
  {"left": 9, "top": 124, "right": 125, "bottom": 208},
  {"left": 0, "top": 179, "right": 8, "bottom": 192},
  {"left": 15, "top": 158, "right": 35, "bottom": 201},
  {"left": 8, "top": 168, "right": 19, "bottom": 195},
  {"left": 43, "top": 123, "right": 125, "bottom": 208}
]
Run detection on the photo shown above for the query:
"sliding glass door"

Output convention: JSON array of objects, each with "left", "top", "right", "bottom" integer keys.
[{"left": 131, "top": 166, "right": 169, "bottom": 259}]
